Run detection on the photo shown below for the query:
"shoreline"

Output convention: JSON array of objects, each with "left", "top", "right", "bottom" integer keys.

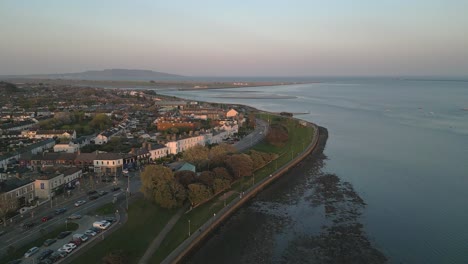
[{"left": 161, "top": 113, "right": 322, "bottom": 264}]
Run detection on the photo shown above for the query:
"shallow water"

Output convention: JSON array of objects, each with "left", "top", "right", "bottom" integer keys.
[{"left": 160, "top": 79, "right": 468, "bottom": 263}]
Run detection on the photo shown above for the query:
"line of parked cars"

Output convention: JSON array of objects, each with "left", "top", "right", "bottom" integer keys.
[{"left": 21, "top": 218, "right": 116, "bottom": 263}]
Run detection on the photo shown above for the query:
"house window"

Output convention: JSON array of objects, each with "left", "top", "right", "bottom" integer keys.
[
  {"left": 40, "top": 183, "right": 45, "bottom": 189},
  {"left": 107, "top": 161, "right": 109, "bottom": 165},
  {"left": 113, "top": 161, "right": 115, "bottom": 165}
]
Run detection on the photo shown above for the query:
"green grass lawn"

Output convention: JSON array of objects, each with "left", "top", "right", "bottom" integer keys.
[
  {"left": 149, "top": 112, "right": 315, "bottom": 263},
  {"left": 92, "top": 202, "right": 116, "bottom": 215},
  {"left": 0, "top": 222, "right": 79, "bottom": 263},
  {"left": 71, "top": 198, "right": 176, "bottom": 264}
]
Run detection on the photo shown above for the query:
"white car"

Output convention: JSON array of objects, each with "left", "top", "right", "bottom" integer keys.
[
  {"left": 85, "top": 230, "right": 97, "bottom": 237},
  {"left": 58, "top": 247, "right": 73, "bottom": 253},
  {"left": 24, "top": 246, "right": 39, "bottom": 258},
  {"left": 74, "top": 200, "right": 86, "bottom": 207},
  {"left": 63, "top": 243, "right": 77, "bottom": 249}
]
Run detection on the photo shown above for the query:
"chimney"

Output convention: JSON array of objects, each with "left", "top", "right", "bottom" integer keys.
[
  {"left": 16, "top": 173, "right": 21, "bottom": 179},
  {"left": 131, "top": 148, "right": 135, "bottom": 154}
]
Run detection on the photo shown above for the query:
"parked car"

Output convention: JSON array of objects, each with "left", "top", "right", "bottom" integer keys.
[
  {"left": 48, "top": 252, "right": 64, "bottom": 262},
  {"left": 73, "top": 233, "right": 88, "bottom": 242},
  {"left": 87, "top": 190, "right": 97, "bottom": 195},
  {"left": 22, "top": 222, "right": 35, "bottom": 229},
  {"left": 24, "top": 246, "right": 39, "bottom": 258},
  {"left": 55, "top": 208, "right": 67, "bottom": 215},
  {"left": 67, "top": 213, "right": 82, "bottom": 220},
  {"left": 104, "top": 216, "right": 116, "bottom": 223},
  {"left": 43, "top": 238, "right": 57, "bottom": 246},
  {"left": 98, "top": 190, "right": 108, "bottom": 196},
  {"left": 37, "top": 249, "right": 54, "bottom": 261},
  {"left": 89, "top": 194, "right": 99, "bottom": 200},
  {"left": 93, "top": 220, "right": 111, "bottom": 230},
  {"left": 69, "top": 238, "right": 82, "bottom": 246},
  {"left": 58, "top": 247, "right": 73, "bottom": 254},
  {"left": 84, "top": 229, "right": 97, "bottom": 237},
  {"left": 90, "top": 227, "right": 102, "bottom": 233},
  {"left": 57, "top": 231, "right": 72, "bottom": 239},
  {"left": 41, "top": 215, "right": 54, "bottom": 222},
  {"left": 74, "top": 200, "right": 86, "bottom": 207},
  {"left": 111, "top": 187, "right": 121, "bottom": 192},
  {"left": 63, "top": 243, "right": 77, "bottom": 250}
]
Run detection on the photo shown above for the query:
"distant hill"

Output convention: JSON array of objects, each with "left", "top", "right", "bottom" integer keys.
[{"left": 1, "top": 69, "right": 184, "bottom": 81}]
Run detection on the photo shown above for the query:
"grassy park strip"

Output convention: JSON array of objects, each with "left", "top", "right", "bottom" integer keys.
[
  {"left": 149, "top": 112, "right": 315, "bottom": 263},
  {"left": 0, "top": 222, "right": 79, "bottom": 263},
  {"left": 70, "top": 199, "right": 176, "bottom": 264}
]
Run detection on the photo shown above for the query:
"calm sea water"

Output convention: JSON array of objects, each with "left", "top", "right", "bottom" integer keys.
[{"left": 159, "top": 79, "right": 468, "bottom": 264}]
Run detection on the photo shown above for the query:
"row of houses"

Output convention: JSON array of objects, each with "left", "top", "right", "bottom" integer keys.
[{"left": 0, "top": 167, "right": 83, "bottom": 211}]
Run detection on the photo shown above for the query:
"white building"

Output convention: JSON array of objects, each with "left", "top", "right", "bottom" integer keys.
[
  {"left": 165, "top": 135, "right": 206, "bottom": 155},
  {"left": 53, "top": 142, "right": 79, "bottom": 153},
  {"left": 93, "top": 134, "right": 108, "bottom": 145},
  {"left": 34, "top": 172, "right": 64, "bottom": 199},
  {"left": 93, "top": 153, "right": 124, "bottom": 175}
]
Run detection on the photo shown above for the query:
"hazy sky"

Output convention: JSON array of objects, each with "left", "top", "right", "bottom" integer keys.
[{"left": 1, "top": 0, "right": 467, "bottom": 76}]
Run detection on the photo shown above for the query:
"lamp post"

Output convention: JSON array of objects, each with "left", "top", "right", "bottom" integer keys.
[
  {"left": 65, "top": 220, "right": 68, "bottom": 230},
  {"left": 188, "top": 219, "right": 191, "bottom": 236}
]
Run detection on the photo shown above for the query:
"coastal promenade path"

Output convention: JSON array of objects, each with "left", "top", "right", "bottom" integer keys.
[
  {"left": 161, "top": 120, "right": 320, "bottom": 264},
  {"left": 138, "top": 206, "right": 187, "bottom": 264}
]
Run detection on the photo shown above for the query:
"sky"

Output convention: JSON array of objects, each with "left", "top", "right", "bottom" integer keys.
[{"left": 1, "top": 0, "right": 467, "bottom": 77}]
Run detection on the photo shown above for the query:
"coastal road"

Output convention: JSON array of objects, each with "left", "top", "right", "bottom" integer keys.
[{"left": 234, "top": 118, "right": 269, "bottom": 152}]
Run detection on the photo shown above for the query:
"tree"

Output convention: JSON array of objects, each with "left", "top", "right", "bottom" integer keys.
[
  {"left": 225, "top": 154, "right": 253, "bottom": 179},
  {"left": 249, "top": 150, "right": 279, "bottom": 170},
  {"left": 198, "top": 171, "right": 215, "bottom": 187},
  {"left": 182, "top": 144, "right": 209, "bottom": 170},
  {"left": 89, "top": 113, "right": 112, "bottom": 131},
  {"left": 265, "top": 124, "right": 289, "bottom": 147},
  {"left": 174, "top": 170, "right": 196, "bottom": 188},
  {"left": 212, "top": 178, "right": 231, "bottom": 194},
  {"left": 0, "top": 195, "right": 18, "bottom": 227},
  {"left": 212, "top": 167, "right": 232, "bottom": 181},
  {"left": 140, "top": 165, "right": 186, "bottom": 208},
  {"left": 209, "top": 144, "right": 236, "bottom": 168},
  {"left": 187, "top": 183, "right": 212, "bottom": 206}
]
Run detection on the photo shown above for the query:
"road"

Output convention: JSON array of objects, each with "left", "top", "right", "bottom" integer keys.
[{"left": 234, "top": 118, "right": 269, "bottom": 152}]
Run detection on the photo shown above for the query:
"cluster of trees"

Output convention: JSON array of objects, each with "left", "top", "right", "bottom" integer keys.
[
  {"left": 265, "top": 124, "right": 289, "bottom": 147},
  {"left": 0, "top": 195, "right": 19, "bottom": 227},
  {"left": 39, "top": 112, "right": 112, "bottom": 136},
  {"left": 141, "top": 144, "right": 278, "bottom": 209}
]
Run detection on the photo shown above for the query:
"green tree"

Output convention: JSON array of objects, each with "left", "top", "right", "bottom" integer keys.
[
  {"left": 89, "top": 113, "right": 112, "bottom": 131},
  {"left": 209, "top": 143, "right": 236, "bottom": 168},
  {"left": 140, "top": 165, "right": 186, "bottom": 208},
  {"left": 212, "top": 178, "right": 231, "bottom": 194},
  {"left": 212, "top": 167, "right": 232, "bottom": 181},
  {"left": 225, "top": 154, "right": 253, "bottom": 179},
  {"left": 198, "top": 171, "right": 215, "bottom": 187},
  {"left": 174, "top": 170, "right": 196, "bottom": 188},
  {"left": 187, "top": 183, "right": 212, "bottom": 206},
  {"left": 182, "top": 144, "right": 209, "bottom": 170}
]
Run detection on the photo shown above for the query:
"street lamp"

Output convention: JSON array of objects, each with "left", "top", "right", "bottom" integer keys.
[
  {"left": 65, "top": 220, "right": 68, "bottom": 230},
  {"left": 188, "top": 219, "right": 191, "bottom": 236}
]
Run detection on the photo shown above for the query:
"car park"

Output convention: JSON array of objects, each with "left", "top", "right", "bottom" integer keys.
[
  {"left": 57, "top": 231, "right": 72, "bottom": 239},
  {"left": 90, "top": 227, "right": 102, "bottom": 233},
  {"left": 93, "top": 220, "right": 111, "bottom": 230},
  {"left": 67, "top": 213, "right": 82, "bottom": 220},
  {"left": 55, "top": 208, "right": 67, "bottom": 215},
  {"left": 24, "top": 246, "right": 39, "bottom": 258},
  {"left": 74, "top": 200, "right": 86, "bottom": 207},
  {"left": 43, "top": 238, "right": 57, "bottom": 246},
  {"left": 37, "top": 249, "right": 54, "bottom": 261},
  {"left": 69, "top": 238, "right": 82, "bottom": 246},
  {"left": 42, "top": 215, "right": 54, "bottom": 222}
]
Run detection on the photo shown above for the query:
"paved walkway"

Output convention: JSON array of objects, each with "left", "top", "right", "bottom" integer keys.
[{"left": 138, "top": 206, "right": 187, "bottom": 264}]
